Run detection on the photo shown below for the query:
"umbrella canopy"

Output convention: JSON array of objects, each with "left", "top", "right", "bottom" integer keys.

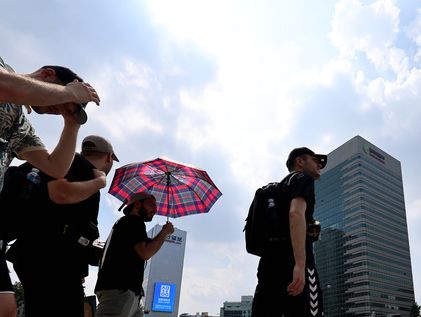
[{"left": 108, "top": 158, "right": 222, "bottom": 218}]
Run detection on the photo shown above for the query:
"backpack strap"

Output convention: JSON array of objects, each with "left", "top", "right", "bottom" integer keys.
[{"left": 281, "top": 171, "right": 301, "bottom": 185}]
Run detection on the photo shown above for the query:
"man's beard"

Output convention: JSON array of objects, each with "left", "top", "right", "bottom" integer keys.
[{"left": 139, "top": 207, "right": 153, "bottom": 222}]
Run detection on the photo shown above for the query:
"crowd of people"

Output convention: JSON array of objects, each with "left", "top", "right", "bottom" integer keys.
[
  {"left": 1, "top": 55, "right": 326, "bottom": 317},
  {"left": 0, "top": 56, "right": 174, "bottom": 317}
]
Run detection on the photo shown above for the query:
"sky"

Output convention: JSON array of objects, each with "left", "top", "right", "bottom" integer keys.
[{"left": 2, "top": 0, "right": 421, "bottom": 314}]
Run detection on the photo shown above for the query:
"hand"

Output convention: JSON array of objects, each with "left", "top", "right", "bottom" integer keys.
[
  {"left": 162, "top": 222, "right": 174, "bottom": 235},
  {"left": 61, "top": 103, "right": 82, "bottom": 126},
  {"left": 66, "top": 80, "right": 100, "bottom": 105},
  {"left": 287, "top": 264, "right": 306, "bottom": 296},
  {"left": 93, "top": 169, "right": 107, "bottom": 189}
]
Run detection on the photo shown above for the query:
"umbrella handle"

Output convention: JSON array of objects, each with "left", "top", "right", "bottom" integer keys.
[{"left": 118, "top": 200, "right": 127, "bottom": 212}]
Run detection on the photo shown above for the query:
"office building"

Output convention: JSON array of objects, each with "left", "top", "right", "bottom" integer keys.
[
  {"left": 143, "top": 225, "right": 187, "bottom": 317},
  {"left": 314, "top": 135, "right": 415, "bottom": 316},
  {"left": 220, "top": 296, "right": 253, "bottom": 317}
]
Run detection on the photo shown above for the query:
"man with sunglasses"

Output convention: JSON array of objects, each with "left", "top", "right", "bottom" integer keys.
[
  {"left": 251, "top": 147, "right": 327, "bottom": 317},
  {"left": 0, "top": 57, "right": 100, "bottom": 317}
]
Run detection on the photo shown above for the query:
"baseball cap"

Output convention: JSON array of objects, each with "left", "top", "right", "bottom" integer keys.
[
  {"left": 118, "top": 192, "right": 156, "bottom": 213},
  {"left": 286, "top": 147, "right": 327, "bottom": 171},
  {"left": 42, "top": 65, "right": 88, "bottom": 124},
  {"left": 82, "top": 135, "right": 119, "bottom": 162},
  {"left": 127, "top": 192, "right": 156, "bottom": 206}
]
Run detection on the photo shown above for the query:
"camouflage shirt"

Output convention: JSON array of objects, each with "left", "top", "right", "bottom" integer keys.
[{"left": 0, "top": 56, "right": 45, "bottom": 192}]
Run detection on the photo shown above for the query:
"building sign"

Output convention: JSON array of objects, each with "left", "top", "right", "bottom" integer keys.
[
  {"left": 152, "top": 282, "right": 176, "bottom": 312},
  {"left": 165, "top": 234, "right": 183, "bottom": 245},
  {"left": 363, "top": 144, "right": 385, "bottom": 164}
]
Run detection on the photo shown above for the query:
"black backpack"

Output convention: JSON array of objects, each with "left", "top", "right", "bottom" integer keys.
[
  {"left": 2, "top": 156, "right": 101, "bottom": 267},
  {"left": 0, "top": 163, "right": 45, "bottom": 243},
  {"left": 244, "top": 172, "right": 300, "bottom": 256}
]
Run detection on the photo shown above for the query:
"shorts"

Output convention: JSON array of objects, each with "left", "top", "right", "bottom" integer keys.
[
  {"left": 0, "top": 243, "right": 14, "bottom": 293},
  {"left": 96, "top": 289, "right": 144, "bottom": 317},
  {"left": 252, "top": 252, "right": 324, "bottom": 317}
]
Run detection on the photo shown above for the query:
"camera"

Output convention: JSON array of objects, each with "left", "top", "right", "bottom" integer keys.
[{"left": 307, "top": 220, "right": 321, "bottom": 241}]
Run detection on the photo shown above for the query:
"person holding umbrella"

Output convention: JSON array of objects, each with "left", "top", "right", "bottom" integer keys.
[{"left": 95, "top": 192, "right": 174, "bottom": 317}]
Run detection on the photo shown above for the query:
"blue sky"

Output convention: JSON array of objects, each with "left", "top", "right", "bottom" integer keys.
[{"left": 3, "top": 0, "right": 421, "bottom": 314}]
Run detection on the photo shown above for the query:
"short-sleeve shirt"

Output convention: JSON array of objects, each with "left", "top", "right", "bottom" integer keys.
[
  {"left": 95, "top": 215, "right": 149, "bottom": 295},
  {"left": 259, "top": 171, "right": 316, "bottom": 267},
  {"left": 288, "top": 172, "right": 315, "bottom": 222},
  {"left": 274, "top": 171, "right": 316, "bottom": 236},
  {"left": 0, "top": 56, "right": 45, "bottom": 192}
]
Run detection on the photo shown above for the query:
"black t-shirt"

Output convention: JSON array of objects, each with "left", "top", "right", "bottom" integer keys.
[
  {"left": 263, "top": 171, "right": 316, "bottom": 254},
  {"left": 53, "top": 153, "right": 100, "bottom": 234},
  {"left": 11, "top": 153, "right": 100, "bottom": 276},
  {"left": 272, "top": 171, "right": 315, "bottom": 238},
  {"left": 287, "top": 171, "right": 315, "bottom": 222},
  {"left": 95, "top": 215, "right": 149, "bottom": 295},
  {"left": 53, "top": 153, "right": 100, "bottom": 275}
]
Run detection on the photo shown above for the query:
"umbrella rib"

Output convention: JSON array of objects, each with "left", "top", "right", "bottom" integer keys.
[
  {"left": 171, "top": 170, "right": 220, "bottom": 190},
  {"left": 157, "top": 159, "right": 207, "bottom": 181}
]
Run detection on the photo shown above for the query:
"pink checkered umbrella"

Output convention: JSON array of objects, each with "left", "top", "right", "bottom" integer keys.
[{"left": 108, "top": 158, "right": 222, "bottom": 218}]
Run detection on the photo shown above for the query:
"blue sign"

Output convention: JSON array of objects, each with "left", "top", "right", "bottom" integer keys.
[{"left": 151, "top": 282, "right": 176, "bottom": 312}]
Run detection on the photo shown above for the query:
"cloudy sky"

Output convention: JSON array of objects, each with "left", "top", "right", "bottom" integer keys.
[{"left": 3, "top": 0, "right": 421, "bottom": 314}]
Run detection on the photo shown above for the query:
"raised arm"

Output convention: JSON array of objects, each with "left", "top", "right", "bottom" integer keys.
[
  {"left": 47, "top": 169, "right": 107, "bottom": 204},
  {"left": 20, "top": 112, "right": 80, "bottom": 179},
  {"left": 0, "top": 69, "right": 100, "bottom": 106},
  {"left": 134, "top": 223, "right": 174, "bottom": 261}
]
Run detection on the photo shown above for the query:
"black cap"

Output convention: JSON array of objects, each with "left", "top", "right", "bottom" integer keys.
[
  {"left": 286, "top": 147, "right": 327, "bottom": 171},
  {"left": 118, "top": 192, "right": 156, "bottom": 215},
  {"left": 42, "top": 65, "right": 88, "bottom": 124}
]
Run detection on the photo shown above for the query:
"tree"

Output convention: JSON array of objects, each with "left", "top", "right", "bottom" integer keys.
[
  {"left": 410, "top": 302, "right": 421, "bottom": 317},
  {"left": 12, "top": 281, "right": 25, "bottom": 317}
]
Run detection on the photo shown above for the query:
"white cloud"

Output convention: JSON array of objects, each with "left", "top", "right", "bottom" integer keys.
[
  {"left": 179, "top": 241, "right": 258, "bottom": 314},
  {"left": 330, "top": 0, "right": 400, "bottom": 70},
  {"left": 408, "top": 9, "right": 421, "bottom": 63},
  {"left": 86, "top": 59, "right": 165, "bottom": 142},
  {"left": 362, "top": 67, "right": 421, "bottom": 138},
  {"left": 327, "top": 0, "right": 421, "bottom": 140}
]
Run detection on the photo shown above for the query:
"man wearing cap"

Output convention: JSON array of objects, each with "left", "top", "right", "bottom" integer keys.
[
  {"left": 94, "top": 192, "right": 174, "bottom": 317},
  {"left": 0, "top": 56, "right": 100, "bottom": 317},
  {"left": 251, "top": 147, "right": 327, "bottom": 317},
  {"left": 8, "top": 135, "right": 118, "bottom": 317},
  {"left": 0, "top": 62, "right": 100, "bottom": 189}
]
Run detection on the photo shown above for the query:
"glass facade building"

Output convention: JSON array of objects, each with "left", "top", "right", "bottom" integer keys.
[{"left": 314, "top": 136, "right": 415, "bottom": 317}]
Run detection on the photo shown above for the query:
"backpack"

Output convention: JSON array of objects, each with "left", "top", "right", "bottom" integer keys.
[
  {"left": 0, "top": 163, "right": 45, "bottom": 243},
  {"left": 244, "top": 172, "right": 300, "bottom": 256},
  {"left": 3, "top": 156, "right": 101, "bottom": 269}
]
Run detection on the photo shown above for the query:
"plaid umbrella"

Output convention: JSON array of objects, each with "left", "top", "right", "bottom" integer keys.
[{"left": 108, "top": 158, "right": 222, "bottom": 218}]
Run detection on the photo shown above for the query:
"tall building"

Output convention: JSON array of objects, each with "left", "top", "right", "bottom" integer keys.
[
  {"left": 314, "top": 136, "right": 415, "bottom": 316},
  {"left": 220, "top": 296, "right": 253, "bottom": 317},
  {"left": 142, "top": 225, "right": 187, "bottom": 317}
]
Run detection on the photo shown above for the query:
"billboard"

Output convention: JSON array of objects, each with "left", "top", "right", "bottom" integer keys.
[{"left": 152, "top": 282, "right": 176, "bottom": 312}]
